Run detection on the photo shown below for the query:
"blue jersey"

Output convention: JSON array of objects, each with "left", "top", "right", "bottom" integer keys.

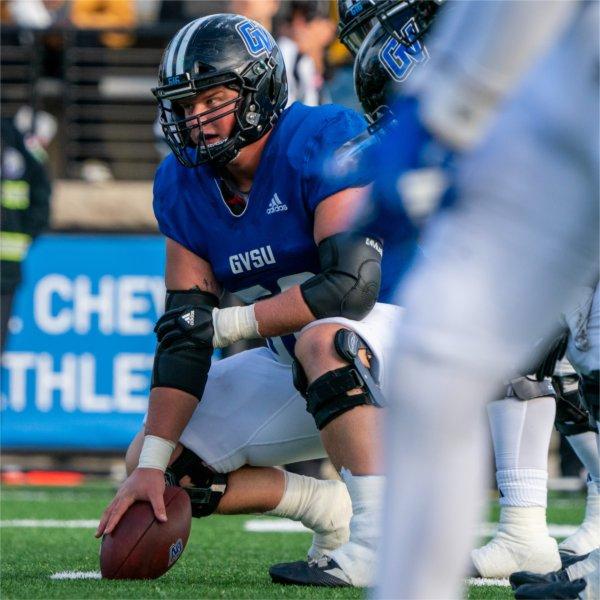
[{"left": 154, "top": 102, "right": 398, "bottom": 359}]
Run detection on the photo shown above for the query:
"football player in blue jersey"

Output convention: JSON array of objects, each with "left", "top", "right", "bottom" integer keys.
[{"left": 95, "top": 13, "right": 409, "bottom": 587}]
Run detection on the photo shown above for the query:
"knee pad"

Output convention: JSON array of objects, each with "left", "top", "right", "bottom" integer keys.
[
  {"left": 293, "top": 328, "right": 385, "bottom": 430},
  {"left": 505, "top": 375, "right": 556, "bottom": 401},
  {"left": 580, "top": 370, "right": 599, "bottom": 423},
  {"left": 165, "top": 446, "right": 227, "bottom": 518},
  {"left": 554, "top": 373, "right": 598, "bottom": 436}
]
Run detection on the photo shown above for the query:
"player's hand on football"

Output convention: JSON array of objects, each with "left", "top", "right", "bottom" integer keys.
[{"left": 95, "top": 468, "right": 167, "bottom": 537}]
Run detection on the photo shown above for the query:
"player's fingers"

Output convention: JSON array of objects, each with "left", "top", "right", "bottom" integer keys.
[
  {"left": 104, "top": 496, "right": 133, "bottom": 535},
  {"left": 149, "top": 490, "right": 168, "bottom": 522},
  {"left": 95, "top": 504, "right": 114, "bottom": 537}
]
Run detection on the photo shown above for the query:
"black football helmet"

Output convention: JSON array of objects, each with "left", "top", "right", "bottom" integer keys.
[
  {"left": 338, "top": 0, "right": 442, "bottom": 56},
  {"left": 152, "top": 13, "right": 288, "bottom": 168},
  {"left": 354, "top": 19, "right": 429, "bottom": 129}
]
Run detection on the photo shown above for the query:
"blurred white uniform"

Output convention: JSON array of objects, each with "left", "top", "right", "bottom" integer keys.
[{"left": 376, "top": 2, "right": 599, "bottom": 598}]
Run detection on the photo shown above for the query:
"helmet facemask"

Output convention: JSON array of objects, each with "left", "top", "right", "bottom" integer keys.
[
  {"left": 157, "top": 85, "right": 243, "bottom": 168},
  {"left": 154, "top": 58, "right": 284, "bottom": 168}
]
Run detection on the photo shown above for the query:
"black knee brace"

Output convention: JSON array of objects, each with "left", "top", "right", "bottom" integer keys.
[
  {"left": 165, "top": 446, "right": 227, "bottom": 518},
  {"left": 554, "top": 373, "right": 598, "bottom": 436},
  {"left": 580, "top": 370, "right": 599, "bottom": 423},
  {"left": 293, "top": 329, "right": 385, "bottom": 430}
]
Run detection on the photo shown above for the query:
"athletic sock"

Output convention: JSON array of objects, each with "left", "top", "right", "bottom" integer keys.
[
  {"left": 559, "top": 431, "right": 600, "bottom": 555},
  {"left": 559, "top": 477, "right": 600, "bottom": 556},
  {"left": 265, "top": 470, "right": 352, "bottom": 559},
  {"left": 487, "top": 396, "right": 555, "bottom": 507},
  {"left": 566, "top": 431, "right": 600, "bottom": 481},
  {"left": 329, "top": 468, "right": 385, "bottom": 587}
]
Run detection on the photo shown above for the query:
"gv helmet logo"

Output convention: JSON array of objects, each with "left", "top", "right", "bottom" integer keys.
[
  {"left": 378, "top": 19, "right": 429, "bottom": 83},
  {"left": 236, "top": 20, "right": 274, "bottom": 57}
]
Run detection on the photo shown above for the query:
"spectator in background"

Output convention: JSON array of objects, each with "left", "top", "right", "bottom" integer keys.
[
  {"left": 1, "top": 117, "right": 51, "bottom": 353},
  {"left": 277, "top": 1, "right": 320, "bottom": 106},
  {"left": 228, "top": 0, "right": 279, "bottom": 33},
  {"left": 70, "top": 0, "right": 136, "bottom": 48},
  {"left": 1, "top": 0, "right": 68, "bottom": 29}
]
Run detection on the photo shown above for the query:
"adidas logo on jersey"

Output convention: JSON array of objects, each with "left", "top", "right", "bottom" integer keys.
[{"left": 266, "top": 193, "right": 288, "bottom": 214}]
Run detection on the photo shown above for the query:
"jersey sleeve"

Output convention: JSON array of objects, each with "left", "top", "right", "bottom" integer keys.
[
  {"left": 152, "top": 156, "right": 209, "bottom": 259},
  {"left": 302, "top": 107, "right": 370, "bottom": 211}
]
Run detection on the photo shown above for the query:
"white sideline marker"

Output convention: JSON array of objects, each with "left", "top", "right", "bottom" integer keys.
[{"left": 50, "top": 571, "right": 101, "bottom": 580}]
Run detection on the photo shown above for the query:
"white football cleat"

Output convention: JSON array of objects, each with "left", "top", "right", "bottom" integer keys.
[{"left": 471, "top": 507, "right": 561, "bottom": 578}]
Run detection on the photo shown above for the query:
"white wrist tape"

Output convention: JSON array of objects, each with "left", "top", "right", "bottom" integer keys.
[
  {"left": 138, "top": 435, "right": 176, "bottom": 472},
  {"left": 212, "top": 304, "right": 260, "bottom": 348}
]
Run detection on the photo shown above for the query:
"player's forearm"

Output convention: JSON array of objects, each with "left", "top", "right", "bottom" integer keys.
[
  {"left": 254, "top": 285, "right": 315, "bottom": 338},
  {"left": 211, "top": 285, "right": 314, "bottom": 347},
  {"left": 144, "top": 387, "right": 198, "bottom": 446}
]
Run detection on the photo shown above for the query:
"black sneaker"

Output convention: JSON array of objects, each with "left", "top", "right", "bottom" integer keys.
[
  {"left": 510, "top": 568, "right": 569, "bottom": 590},
  {"left": 513, "top": 578, "right": 586, "bottom": 599},
  {"left": 269, "top": 557, "right": 352, "bottom": 587}
]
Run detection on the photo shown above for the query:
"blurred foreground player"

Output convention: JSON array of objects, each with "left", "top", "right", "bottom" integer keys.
[
  {"left": 372, "top": 1, "right": 599, "bottom": 598},
  {"left": 95, "top": 13, "right": 410, "bottom": 587}
]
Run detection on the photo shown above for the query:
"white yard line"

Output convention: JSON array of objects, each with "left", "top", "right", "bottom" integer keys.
[
  {"left": 50, "top": 571, "right": 101, "bottom": 580},
  {"left": 243, "top": 518, "right": 577, "bottom": 538},
  {"left": 0, "top": 517, "right": 578, "bottom": 539},
  {"left": 466, "top": 577, "right": 510, "bottom": 587},
  {"left": 0, "top": 519, "right": 98, "bottom": 528}
]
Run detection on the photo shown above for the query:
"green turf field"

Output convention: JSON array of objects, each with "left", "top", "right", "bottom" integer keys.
[{"left": 0, "top": 483, "right": 586, "bottom": 599}]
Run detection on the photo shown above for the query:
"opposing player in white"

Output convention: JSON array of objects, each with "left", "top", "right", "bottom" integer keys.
[
  {"left": 370, "top": 1, "right": 599, "bottom": 598},
  {"left": 510, "top": 282, "right": 599, "bottom": 598}
]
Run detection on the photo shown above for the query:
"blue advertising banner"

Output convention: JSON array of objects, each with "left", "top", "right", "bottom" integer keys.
[{"left": 1, "top": 234, "right": 166, "bottom": 451}]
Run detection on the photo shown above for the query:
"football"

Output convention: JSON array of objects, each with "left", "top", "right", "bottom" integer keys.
[{"left": 100, "top": 486, "right": 192, "bottom": 579}]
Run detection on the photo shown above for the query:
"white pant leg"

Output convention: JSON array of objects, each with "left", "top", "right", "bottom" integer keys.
[
  {"left": 180, "top": 303, "right": 404, "bottom": 474},
  {"left": 179, "top": 347, "right": 324, "bottom": 473},
  {"left": 376, "top": 7, "right": 599, "bottom": 599},
  {"left": 301, "top": 302, "right": 404, "bottom": 392}
]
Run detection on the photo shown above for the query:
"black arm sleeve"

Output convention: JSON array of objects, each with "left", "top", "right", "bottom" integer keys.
[{"left": 151, "top": 289, "right": 219, "bottom": 400}]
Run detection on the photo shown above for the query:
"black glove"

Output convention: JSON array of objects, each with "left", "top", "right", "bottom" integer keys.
[{"left": 154, "top": 304, "right": 214, "bottom": 350}]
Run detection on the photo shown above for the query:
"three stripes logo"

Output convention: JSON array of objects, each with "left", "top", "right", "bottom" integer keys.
[
  {"left": 180, "top": 310, "right": 195, "bottom": 328},
  {"left": 266, "top": 193, "right": 288, "bottom": 215}
]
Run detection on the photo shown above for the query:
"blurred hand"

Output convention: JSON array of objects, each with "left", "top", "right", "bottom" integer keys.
[{"left": 95, "top": 468, "right": 166, "bottom": 538}]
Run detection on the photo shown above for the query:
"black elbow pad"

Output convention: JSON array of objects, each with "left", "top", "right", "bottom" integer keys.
[
  {"left": 300, "top": 232, "right": 382, "bottom": 320},
  {"left": 151, "top": 289, "right": 219, "bottom": 400}
]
